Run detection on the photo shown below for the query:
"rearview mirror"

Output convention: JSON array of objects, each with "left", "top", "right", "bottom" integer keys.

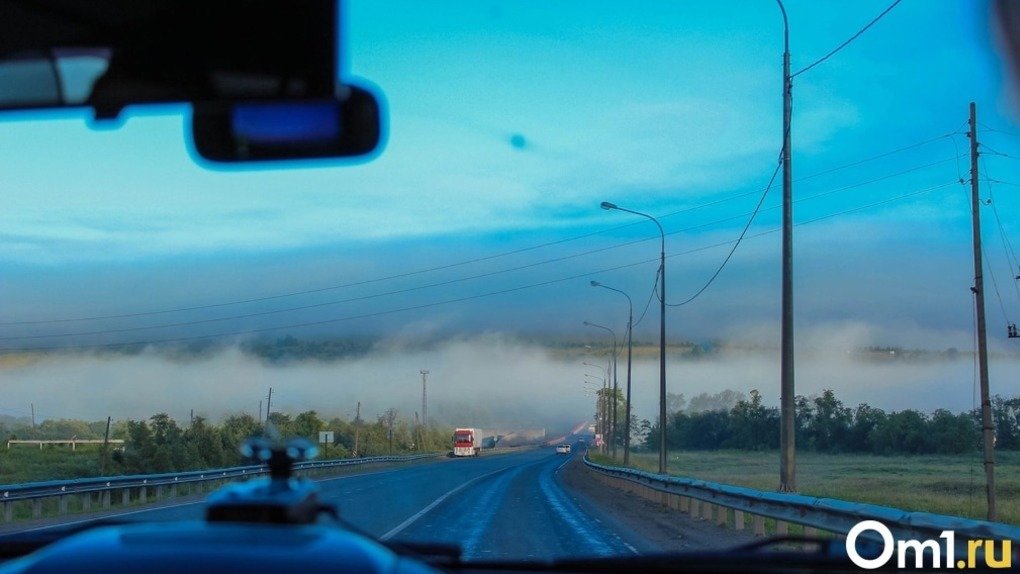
[{"left": 190, "top": 84, "right": 383, "bottom": 163}]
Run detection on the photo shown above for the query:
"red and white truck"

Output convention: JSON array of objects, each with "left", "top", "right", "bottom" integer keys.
[{"left": 452, "top": 428, "right": 487, "bottom": 457}]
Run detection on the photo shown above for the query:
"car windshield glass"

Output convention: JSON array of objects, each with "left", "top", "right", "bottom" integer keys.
[{"left": 0, "top": 0, "right": 1019, "bottom": 565}]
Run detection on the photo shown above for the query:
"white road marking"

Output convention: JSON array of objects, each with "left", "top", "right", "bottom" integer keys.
[
  {"left": 17, "top": 500, "right": 207, "bottom": 533},
  {"left": 13, "top": 464, "right": 432, "bottom": 534},
  {"left": 379, "top": 466, "right": 511, "bottom": 541}
]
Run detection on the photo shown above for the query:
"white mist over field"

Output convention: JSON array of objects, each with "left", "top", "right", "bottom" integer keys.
[{"left": 0, "top": 332, "right": 1017, "bottom": 428}]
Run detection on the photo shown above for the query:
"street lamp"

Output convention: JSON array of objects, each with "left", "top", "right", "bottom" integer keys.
[
  {"left": 601, "top": 201, "right": 668, "bottom": 474},
  {"left": 584, "top": 373, "right": 607, "bottom": 448},
  {"left": 776, "top": 0, "right": 796, "bottom": 494},
  {"left": 591, "top": 280, "right": 634, "bottom": 464},
  {"left": 584, "top": 321, "right": 618, "bottom": 459}
]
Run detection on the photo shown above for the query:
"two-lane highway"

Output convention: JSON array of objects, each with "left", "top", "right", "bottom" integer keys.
[
  {"left": 16, "top": 449, "right": 659, "bottom": 559},
  {"left": 393, "top": 449, "right": 640, "bottom": 560}
]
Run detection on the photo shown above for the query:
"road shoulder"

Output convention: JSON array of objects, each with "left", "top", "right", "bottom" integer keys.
[{"left": 556, "top": 454, "right": 756, "bottom": 553}]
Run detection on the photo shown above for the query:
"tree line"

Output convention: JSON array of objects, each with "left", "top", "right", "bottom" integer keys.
[
  {"left": 3, "top": 409, "right": 452, "bottom": 476},
  {"left": 641, "top": 389, "right": 1020, "bottom": 455}
]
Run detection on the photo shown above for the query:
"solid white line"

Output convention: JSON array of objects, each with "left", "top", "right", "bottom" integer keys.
[
  {"left": 15, "top": 466, "right": 419, "bottom": 534},
  {"left": 18, "top": 500, "right": 207, "bottom": 533},
  {"left": 379, "top": 466, "right": 510, "bottom": 541}
]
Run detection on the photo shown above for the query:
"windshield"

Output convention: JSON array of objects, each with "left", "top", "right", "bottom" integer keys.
[{"left": 0, "top": 0, "right": 1019, "bottom": 565}]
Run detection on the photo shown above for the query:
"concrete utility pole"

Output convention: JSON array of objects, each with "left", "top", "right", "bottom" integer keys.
[
  {"left": 30, "top": 403, "right": 34, "bottom": 428},
  {"left": 354, "top": 401, "right": 361, "bottom": 457},
  {"left": 420, "top": 370, "right": 429, "bottom": 428},
  {"left": 969, "top": 102, "right": 997, "bottom": 521},
  {"left": 100, "top": 416, "right": 111, "bottom": 474},
  {"left": 265, "top": 387, "right": 273, "bottom": 427},
  {"left": 777, "top": 0, "right": 796, "bottom": 493}
]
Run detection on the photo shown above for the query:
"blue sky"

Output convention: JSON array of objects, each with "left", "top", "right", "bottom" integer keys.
[{"left": 1, "top": 0, "right": 1019, "bottom": 353}]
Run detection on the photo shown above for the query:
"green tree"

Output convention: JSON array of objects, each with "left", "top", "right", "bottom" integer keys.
[
  {"left": 220, "top": 413, "right": 262, "bottom": 463},
  {"left": 292, "top": 411, "right": 324, "bottom": 441},
  {"left": 929, "top": 409, "right": 978, "bottom": 454},
  {"left": 184, "top": 416, "right": 227, "bottom": 468},
  {"left": 992, "top": 395, "right": 1020, "bottom": 450},
  {"left": 848, "top": 403, "right": 886, "bottom": 452},
  {"left": 726, "top": 389, "right": 779, "bottom": 450},
  {"left": 809, "top": 390, "right": 852, "bottom": 453}
]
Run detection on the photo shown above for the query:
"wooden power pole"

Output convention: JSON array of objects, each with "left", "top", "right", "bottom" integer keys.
[{"left": 969, "top": 101, "right": 997, "bottom": 521}]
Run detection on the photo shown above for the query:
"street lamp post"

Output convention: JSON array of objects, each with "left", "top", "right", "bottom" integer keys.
[
  {"left": 601, "top": 201, "right": 668, "bottom": 474},
  {"left": 776, "top": 0, "right": 796, "bottom": 494},
  {"left": 584, "top": 372, "right": 606, "bottom": 450},
  {"left": 584, "top": 321, "right": 618, "bottom": 459},
  {"left": 591, "top": 281, "right": 634, "bottom": 464}
]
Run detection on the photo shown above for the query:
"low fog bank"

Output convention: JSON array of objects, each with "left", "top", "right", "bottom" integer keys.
[{"left": 1, "top": 330, "right": 1017, "bottom": 428}]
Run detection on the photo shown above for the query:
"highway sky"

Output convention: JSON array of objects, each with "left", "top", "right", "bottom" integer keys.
[{"left": 1, "top": 0, "right": 1020, "bottom": 354}]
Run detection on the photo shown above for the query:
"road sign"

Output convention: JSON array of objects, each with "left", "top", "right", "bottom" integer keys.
[{"left": 318, "top": 431, "right": 334, "bottom": 444}]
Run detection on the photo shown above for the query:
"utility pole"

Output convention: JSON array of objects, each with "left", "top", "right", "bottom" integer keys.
[
  {"left": 353, "top": 401, "right": 361, "bottom": 457},
  {"left": 777, "top": 0, "right": 796, "bottom": 493},
  {"left": 30, "top": 403, "right": 35, "bottom": 428},
  {"left": 414, "top": 411, "right": 420, "bottom": 450},
  {"left": 265, "top": 387, "right": 273, "bottom": 427},
  {"left": 969, "top": 102, "right": 996, "bottom": 521},
  {"left": 610, "top": 351, "right": 617, "bottom": 459},
  {"left": 420, "top": 369, "right": 429, "bottom": 428},
  {"left": 100, "top": 416, "right": 111, "bottom": 475},
  {"left": 190, "top": 409, "right": 194, "bottom": 426},
  {"left": 258, "top": 400, "right": 263, "bottom": 423}
]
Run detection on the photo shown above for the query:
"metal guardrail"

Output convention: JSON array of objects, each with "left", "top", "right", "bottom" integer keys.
[
  {"left": 583, "top": 454, "right": 1020, "bottom": 544},
  {"left": 0, "top": 453, "right": 440, "bottom": 503}
]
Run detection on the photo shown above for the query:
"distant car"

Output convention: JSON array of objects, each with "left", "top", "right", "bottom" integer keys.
[{"left": 555, "top": 444, "right": 571, "bottom": 454}]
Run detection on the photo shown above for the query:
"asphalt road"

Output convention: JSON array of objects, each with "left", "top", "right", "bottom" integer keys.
[{"left": 18, "top": 449, "right": 654, "bottom": 560}]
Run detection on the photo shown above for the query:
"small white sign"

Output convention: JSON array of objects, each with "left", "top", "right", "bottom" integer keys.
[{"left": 318, "top": 431, "right": 334, "bottom": 444}]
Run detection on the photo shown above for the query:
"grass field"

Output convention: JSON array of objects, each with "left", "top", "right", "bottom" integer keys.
[
  {"left": 591, "top": 449, "right": 1020, "bottom": 525},
  {"left": 0, "top": 445, "right": 106, "bottom": 484}
]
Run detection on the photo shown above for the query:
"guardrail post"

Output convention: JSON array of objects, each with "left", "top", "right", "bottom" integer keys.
[
  {"left": 156, "top": 485, "right": 163, "bottom": 501},
  {"left": 59, "top": 495, "right": 68, "bottom": 515},
  {"left": 139, "top": 487, "right": 147, "bottom": 504},
  {"left": 690, "top": 498, "right": 701, "bottom": 519},
  {"left": 102, "top": 490, "right": 111, "bottom": 509},
  {"left": 753, "top": 515, "right": 765, "bottom": 537},
  {"left": 170, "top": 484, "right": 177, "bottom": 498},
  {"left": 734, "top": 509, "right": 745, "bottom": 531},
  {"left": 680, "top": 496, "right": 689, "bottom": 513},
  {"left": 3, "top": 501, "right": 11, "bottom": 522},
  {"left": 31, "top": 499, "right": 41, "bottom": 519},
  {"left": 716, "top": 505, "right": 727, "bottom": 527},
  {"left": 776, "top": 520, "right": 788, "bottom": 535},
  {"left": 82, "top": 493, "right": 91, "bottom": 513},
  {"left": 121, "top": 488, "right": 130, "bottom": 506}
]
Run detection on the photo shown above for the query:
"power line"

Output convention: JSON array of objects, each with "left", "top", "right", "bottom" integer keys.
[
  {"left": 665, "top": 153, "right": 781, "bottom": 307},
  {"left": 0, "top": 180, "right": 956, "bottom": 352},
  {"left": 979, "top": 122, "right": 1020, "bottom": 139},
  {"left": 791, "top": 0, "right": 903, "bottom": 78},
  {"left": 982, "top": 243, "right": 1012, "bottom": 327},
  {"left": 632, "top": 269, "right": 660, "bottom": 329},
  {"left": 0, "top": 131, "right": 964, "bottom": 327},
  {"left": 2, "top": 156, "right": 960, "bottom": 342},
  {"left": 979, "top": 143, "right": 1020, "bottom": 162},
  {"left": 981, "top": 171, "right": 1020, "bottom": 304}
]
